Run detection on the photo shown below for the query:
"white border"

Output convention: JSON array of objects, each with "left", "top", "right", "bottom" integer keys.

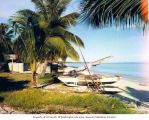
[{"left": 0, "top": 114, "right": 149, "bottom": 120}]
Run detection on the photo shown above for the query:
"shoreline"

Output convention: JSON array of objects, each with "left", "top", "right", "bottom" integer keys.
[
  {"left": 63, "top": 66, "right": 149, "bottom": 111},
  {"left": 66, "top": 63, "right": 149, "bottom": 84},
  {"left": 90, "top": 71, "right": 149, "bottom": 84}
]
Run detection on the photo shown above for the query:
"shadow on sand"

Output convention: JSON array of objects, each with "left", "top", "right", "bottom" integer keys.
[
  {"left": 0, "top": 77, "right": 29, "bottom": 92},
  {"left": 126, "top": 87, "right": 149, "bottom": 103},
  {"left": 114, "top": 87, "right": 149, "bottom": 108}
]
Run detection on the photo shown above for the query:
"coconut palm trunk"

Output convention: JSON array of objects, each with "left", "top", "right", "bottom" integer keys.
[
  {"left": 32, "top": 71, "right": 37, "bottom": 86},
  {"left": 30, "top": 60, "right": 38, "bottom": 87}
]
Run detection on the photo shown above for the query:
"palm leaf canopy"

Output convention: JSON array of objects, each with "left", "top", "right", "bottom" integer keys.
[
  {"left": 0, "top": 24, "right": 12, "bottom": 50},
  {"left": 31, "top": 0, "right": 70, "bottom": 20},
  {"left": 0, "top": 23, "right": 12, "bottom": 61},
  {"left": 81, "top": 0, "right": 148, "bottom": 28},
  {"left": 10, "top": 0, "right": 84, "bottom": 62}
]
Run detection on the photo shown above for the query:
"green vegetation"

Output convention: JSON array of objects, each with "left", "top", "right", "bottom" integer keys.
[
  {"left": 0, "top": 89, "right": 134, "bottom": 114},
  {"left": 0, "top": 72, "right": 31, "bottom": 81},
  {"left": 0, "top": 23, "right": 12, "bottom": 63},
  {"left": 0, "top": 72, "right": 135, "bottom": 114},
  {"left": 38, "top": 74, "right": 56, "bottom": 85},
  {"left": 9, "top": 0, "right": 84, "bottom": 86},
  {"left": 0, "top": 72, "right": 54, "bottom": 85}
]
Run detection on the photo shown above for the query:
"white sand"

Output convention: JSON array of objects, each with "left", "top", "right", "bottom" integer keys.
[
  {"left": 113, "top": 78, "right": 149, "bottom": 104},
  {"left": 112, "top": 78, "right": 149, "bottom": 113}
]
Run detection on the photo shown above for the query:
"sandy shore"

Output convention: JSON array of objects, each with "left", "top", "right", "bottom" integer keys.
[
  {"left": 114, "top": 78, "right": 149, "bottom": 103},
  {"left": 63, "top": 67, "right": 149, "bottom": 111},
  {"left": 112, "top": 78, "right": 149, "bottom": 113}
]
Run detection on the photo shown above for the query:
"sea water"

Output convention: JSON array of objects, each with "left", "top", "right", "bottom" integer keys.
[{"left": 66, "top": 63, "right": 149, "bottom": 83}]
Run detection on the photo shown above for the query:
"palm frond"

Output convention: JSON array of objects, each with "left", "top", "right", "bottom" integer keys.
[
  {"left": 45, "top": 36, "right": 66, "bottom": 54},
  {"left": 9, "top": 9, "right": 39, "bottom": 33},
  {"left": 65, "top": 41, "right": 80, "bottom": 61},
  {"left": 64, "top": 31, "right": 84, "bottom": 48},
  {"left": 81, "top": 0, "right": 146, "bottom": 28},
  {"left": 31, "top": 0, "right": 48, "bottom": 20},
  {"left": 60, "top": 13, "right": 80, "bottom": 27},
  {"left": 56, "top": 0, "right": 71, "bottom": 15},
  {"left": 0, "top": 23, "right": 12, "bottom": 55}
]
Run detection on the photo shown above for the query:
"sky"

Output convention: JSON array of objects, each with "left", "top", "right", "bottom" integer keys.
[{"left": 0, "top": 0, "right": 148, "bottom": 63}]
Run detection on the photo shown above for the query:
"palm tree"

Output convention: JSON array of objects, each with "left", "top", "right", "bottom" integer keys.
[
  {"left": 10, "top": 0, "right": 84, "bottom": 86},
  {"left": 0, "top": 23, "right": 12, "bottom": 63},
  {"left": 80, "top": 0, "right": 148, "bottom": 28}
]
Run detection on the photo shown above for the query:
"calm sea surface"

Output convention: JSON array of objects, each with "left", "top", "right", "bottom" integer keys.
[{"left": 66, "top": 63, "right": 149, "bottom": 83}]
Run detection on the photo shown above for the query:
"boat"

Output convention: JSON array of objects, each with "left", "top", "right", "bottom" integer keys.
[
  {"left": 58, "top": 77, "right": 78, "bottom": 87},
  {"left": 58, "top": 76, "right": 121, "bottom": 87}
]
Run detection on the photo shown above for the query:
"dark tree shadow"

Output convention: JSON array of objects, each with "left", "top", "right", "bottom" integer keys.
[
  {"left": 0, "top": 61, "right": 10, "bottom": 72},
  {"left": 113, "top": 87, "right": 149, "bottom": 108},
  {"left": 0, "top": 77, "right": 29, "bottom": 92},
  {"left": 0, "top": 96, "right": 4, "bottom": 103}
]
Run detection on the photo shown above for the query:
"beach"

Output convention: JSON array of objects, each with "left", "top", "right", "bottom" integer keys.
[
  {"left": 62, "top": 65, "right": 149, "bottom": 113},
  {"left": 112, "top": 78, "right": 149, "bottom": 113},
  {"left": 65, "top": 63, "right": 149, "bottom": 98},
  {"left": 114, "top": 78, "right": 149, "bottom": 102},
  {"left": 113, "top": 78, "right": 149, "bottom": 107},
  {"left": 0, "top": 67, "right": 149, "bottom": 114}
]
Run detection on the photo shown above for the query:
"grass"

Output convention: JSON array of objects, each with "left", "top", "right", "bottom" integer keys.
[
  {"left": 37, "top": 74, "right": 56, "bottom": 85},
  {"left": 0, "top": 72, "right": 135, "bottom": 114},
  {"left": 0, "top": 72, "right": 55, "bottom": 85},
  {"left": 0, "top": 72, "right": 31, "bottom": 81},
  {"left": 0, "top": 89, "right": 135, "bottom": 114}
]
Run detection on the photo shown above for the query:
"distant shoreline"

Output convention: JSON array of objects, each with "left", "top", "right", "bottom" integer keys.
[{"left": 65, "top": 62, "right": 149, "bottom": 84}]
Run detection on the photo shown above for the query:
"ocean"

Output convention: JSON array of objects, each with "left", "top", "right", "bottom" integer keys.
[{"left": 66, "top": 63, "right": 149, "bottom": 83}]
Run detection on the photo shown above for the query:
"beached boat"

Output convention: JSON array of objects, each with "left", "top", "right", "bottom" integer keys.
[
  {"left": 100, "top": 85, "right": 121, "bottom": 94},
  {"left": 58, "top": 77, "right": 78, "bottom": 87},
  {"left": 99, "top": 77, "right": 121, "bottom": 84},
  {"left": 58, "top": 76, "right": 120, "bottom": 87},
  {"left": 58, "top": 76, "right": 121, "bottom": 93}
]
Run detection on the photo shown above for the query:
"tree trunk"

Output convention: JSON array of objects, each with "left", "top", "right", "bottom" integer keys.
[
  {"left": 30, "top": 60, "right": 37, "bottom": 87},
  {"left": 31, "top": 71, "right": 37, "bottom": 87},
  {"left": 40, "top": 60, "right": 48, "bottom": 77}
]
